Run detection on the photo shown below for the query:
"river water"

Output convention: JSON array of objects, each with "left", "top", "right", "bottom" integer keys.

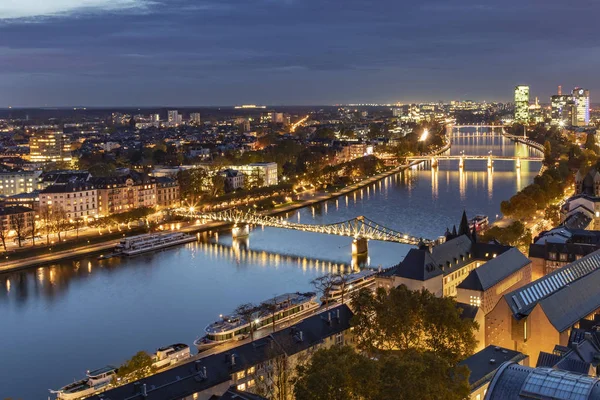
[{"left": 0, "top": 131, "right": 542, "bottom": 399}]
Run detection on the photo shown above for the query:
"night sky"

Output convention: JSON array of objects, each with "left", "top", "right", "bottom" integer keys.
[{"left": 1, "top": 0, "right": 598, "bottom": 107}]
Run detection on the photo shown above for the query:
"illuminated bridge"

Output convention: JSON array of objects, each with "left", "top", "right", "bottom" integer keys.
[
  {"left": 406, "top": 154, "right": 543, "bottom": 169},
  {"left": 176, "top": 209, "right": 433, "bottom": 255}
]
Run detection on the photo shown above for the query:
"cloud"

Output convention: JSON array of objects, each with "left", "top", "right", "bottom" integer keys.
[{"left": 0, "top": 0, "right": 151, "bottom": 20}]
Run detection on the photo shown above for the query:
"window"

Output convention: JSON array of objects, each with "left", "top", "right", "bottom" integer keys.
[
  {"left": 237, "top": 383, "right": 246, "bottom": 391},
  {"left": 559, "top": 253, "right": 568, "bottom": 262},
  {"left": 247, "top": 379, "right": 255, "bottom": 388},
  {"left": 549, "top": 252, "right": 557, "bottom": 260},
  {"left": 476, "top": 395, "right": 480, "bottom": 400},
  {"left": 237, "top": 371, "right": 245, "bottom": 380},
  {"left": 247, "top": 366, "right": 255, "bottom": 375}
]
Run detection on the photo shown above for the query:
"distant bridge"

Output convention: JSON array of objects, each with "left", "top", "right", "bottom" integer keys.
[
  {"left": 176, "top": 209, "right": 433, "bottom": 254},
  {"left": 406, "top": 154, "right": 543, "bottom": 169}
]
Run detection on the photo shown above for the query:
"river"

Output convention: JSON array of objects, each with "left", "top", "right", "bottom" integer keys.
[{"left": 0, "top": 130, "right": 542, "bottom": 399}]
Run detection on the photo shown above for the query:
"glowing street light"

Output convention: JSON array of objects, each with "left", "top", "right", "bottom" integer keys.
[{"left": 419, "top": 129, "right": 429, "bottom": 142}]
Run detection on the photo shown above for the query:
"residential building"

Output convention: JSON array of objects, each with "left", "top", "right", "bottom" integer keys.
[
  {"left": 335, "top": 142, "right": 374, "bottom": 164},
  {"left": 168, "top": 110, "right": 182, "bottom": 127},
  {"left": 219, "top": 169, "right": 245, "bottom": 192},
  {"left": 536, "top": 327, "right": 600, "bottom": 377},
  {"left": 573, "top": 87, "right": 591, "bottom": 126},
  {"left": 551, "top": 94, "right": 574, "bottom": 126},
  {"left": 561, "top": 169, "right": 600, "bottom": 230},
  {"left": 528, "top": 228, "right": 600, "bottom": 278},
  {"left": 28, "top": 129, "right": 72, "bottom": 163},
  {"left": 0, "top": 169, "right": 41, "bottom": 196},
  {"left": 90, "top": 172, "right": 157, "bottom": 217},
  {"left": 514, "top": 85, "right": 530, "bottom": 123},
  {"left": 39, "top": 170, "right": 92, "bottom": 189},
  {"left": 459, "top": 345, "right": 528, "bottom": 400},
  {"left": 155, "top": 177, "right": 180, "bottom": 209},
  {"left": 39, "top": 182, "right": 98, "bottom": 220},
  {"left": 90, "top": 305, "right": 353, "bottom": 400},
  {"left": 231, "top": 163, "right": 278, "bottom": 187},
  {"left": 190, "top": 113, "right": 202, "bottom": 124},
  {"left": 4, "top": 190, "right": 40, "bottom": 212},
  {"left": 484, "top": 363, "right": 600, "bottom": 400},
  {"left": 0, "top": 206, "right": 35, "bottom": 238},
  {"left": 485, "top": 249, "right": 600, "bottom": 365}
]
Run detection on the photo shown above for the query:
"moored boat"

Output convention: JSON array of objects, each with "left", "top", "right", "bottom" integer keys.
[
  {"left": 115, "top": 232, "right": 196, "bottom": 256},
  {"left": 321, "top": 270, "right": 377, "bottom": 304},
  {"left": 194, "top": 292, "right": 319, "bottom": 352},
  {"left": 469, "top": 215, "right": 489, "bottom": 232},
  {"left": 51, "top": 366, "right": 117, "bottom": 400},
  {"left": 152, "top": 343, "right": 191, "bottom": 369}
]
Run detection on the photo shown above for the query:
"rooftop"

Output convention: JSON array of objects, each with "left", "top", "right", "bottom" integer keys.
[
  {"left": 504, "top": 249, "right": 600, "bottom": 332},
  {"left": 458, "top": 345, "right": 527, "bottom": 390},
  {"left": 458, "top": 248, "right": 531, "bottom": 292}
]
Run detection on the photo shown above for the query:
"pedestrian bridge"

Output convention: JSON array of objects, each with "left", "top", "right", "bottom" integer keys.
[{"left": 176, "top": 209, "right": 433, "bottom": 254}]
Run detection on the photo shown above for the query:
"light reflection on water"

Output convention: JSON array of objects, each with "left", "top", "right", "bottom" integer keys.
[{"left": 0, "top": 133, "right": 542, "bottom": 399}]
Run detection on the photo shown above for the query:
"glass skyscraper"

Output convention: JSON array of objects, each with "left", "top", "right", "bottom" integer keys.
[
  {"left": 572, "top": 87, "right": 590, "bottom": 126},
  {"left": 514, "top": 85, "right": 530, "bottom": 123}
]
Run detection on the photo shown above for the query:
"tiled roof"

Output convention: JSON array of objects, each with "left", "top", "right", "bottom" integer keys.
[{"left": 458, "top": 248, "right": 530, "bottom": 292}]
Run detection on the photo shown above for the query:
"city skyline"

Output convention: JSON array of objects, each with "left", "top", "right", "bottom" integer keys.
[{"left": 2, "top": 0, "right": 600, "bottom": 107}]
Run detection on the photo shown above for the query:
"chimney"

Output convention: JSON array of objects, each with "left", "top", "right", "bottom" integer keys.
[
  {"left": 299, "top": 331, "right": 303, "bottom": 341},
  {"left": 336, "top": 309, "right": 340, "bottom": 320},
  {"left": 231, "top": 353, "right": 236, "bottom": 366},
  {"left": 195, "top": 360, "right": 203, "bottom": 371},
  {"left": 142, "top": 384, "right": 147, "bottom": 397}
]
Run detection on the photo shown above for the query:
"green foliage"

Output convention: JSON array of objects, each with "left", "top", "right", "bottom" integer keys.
[
  {"left": 293, "top": 346, "right": 470, "bottom": 400},
  {"left": 480, "top": 221, "right": 531, "bottom": 249},
  {"left": 116, "top": 351, "right": 155, "bottom": 382},
  {"left": 351, "top": 285, "right": 477, "bottom": 364}
]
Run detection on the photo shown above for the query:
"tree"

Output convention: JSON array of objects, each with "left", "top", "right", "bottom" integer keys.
[
  {"left": 351, "top": 285, "right": 477, "bottom": 363},
  {"left": 545, "top": 204, "right": 561, "bottom": 227},
  {"left": 544, "top": 140, "right": 553, "bottom": 164},
  {"left": 0, "top": 217, "right": 9, "bottom": 252},
  {"left": 310, "top": 274, "right": 337, "bottom": 307},
  {"left": 39, "top": 205, "right": 52, "bottom": 245},
  {"left": 115, "top": 351, "right": 155, "bottom": 383},
  {"left": 10, "top": 213, "right": 28, "bottom": 248},
  {"left": 52, "top": 206, "right": 69, "bottom": 242},
  {"left": 294, "top": 346, "right": 378, "bottom": 400},
  {"left": 210, "top": 174, "right": 226, "bottom": 197},
  {"left": 235, "top": 303, "right": 263, "bottom": 342}
]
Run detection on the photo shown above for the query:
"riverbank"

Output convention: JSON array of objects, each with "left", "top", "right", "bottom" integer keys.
[{"left": 0, "top": 140, "right": 452, "bottom": 274}]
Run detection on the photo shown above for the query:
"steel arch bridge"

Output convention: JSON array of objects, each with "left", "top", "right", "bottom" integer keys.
[{"left": 179, "top": 209, "right": 430, "bottom": 245}]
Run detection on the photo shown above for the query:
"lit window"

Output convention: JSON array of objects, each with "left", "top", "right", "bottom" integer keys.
[{"left": 237, "top": 383, "right": 246, "bottom": 391}]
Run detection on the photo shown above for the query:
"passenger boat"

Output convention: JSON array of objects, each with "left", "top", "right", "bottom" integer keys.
[
  {"left": 115, "top": 232, "right": 196, "bottom": 256},
  {"left": 469, "top": 215, "right": 489, "bottom": 232},
  {"left": 51, "top": 366, "right": 117, "bottom": 400},
  {"left": 321, "top": 270, "right": 377, "bottom": 304},
  {"left": 194, "top": 292, "right": 319, "bottom": 352},
  {"left": 152, "top": 343, "right": 191, "bottom": 369}
]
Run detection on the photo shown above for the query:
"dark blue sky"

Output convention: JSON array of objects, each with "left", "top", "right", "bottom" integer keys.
[{"left": 1, "top": 0, "right": 598, "bottom": 107}]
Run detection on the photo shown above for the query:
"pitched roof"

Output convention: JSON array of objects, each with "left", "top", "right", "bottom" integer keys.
[
  {"left": 458, "top": 345, "right": 527, "bottom": 390},
  {"left": 504, "top": 249, "right": 600, "bottom": 332},
  {"left": 458, "top": 248, "right": 531, "bottom": 292}
]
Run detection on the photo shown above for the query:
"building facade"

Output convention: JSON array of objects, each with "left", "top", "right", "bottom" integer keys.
[
  {"left": 551, "top": 94, "right": 574, "bottom": 126},
  {"left": 0, "top": 206, "right": 35, "bottom": 241},
  {"left": 155, "top": 177, "right": 180, "bottom": 209},
  {"left": 39, "top": 183, "right": 98, "bottom": 220},
  {"left": 572, "top": 87, "right": 590, "bottom": 126},
  {"left": 219, "top": 169, "right": 245, "bottom": 192},
  {"left": 91, "top": 172, "right": 157, "bottom": 217},
  {"left": 232, "top": 163, "right": 278, "bottom": 187},
  {"left": 28, "top": 129, "right": 72, "bottom": 163},
  {"left": 514, "top": 85, "right": 530, "bottom": 123},
  {"left": 0, "top": 170, "right": 41, "bottom": 196}
]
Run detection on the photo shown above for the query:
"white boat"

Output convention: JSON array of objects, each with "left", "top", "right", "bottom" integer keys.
[
  {"left": 321, "top": 270, "right": 377, "bottom": 303},
  {"left": 51, "top": 366, "right": 117, "bottom": 400},
  {"left": 194, "top": 292, "right": 319, "bottom": 352},
  {"left": 152, "top": 343, "right": 191, "bottom": 369},
  {"left": 115, "top": 232, "right": 196, "bottom": 256},
  {"left": 469, "top": 215, "right": 489, "bottom": 232}
]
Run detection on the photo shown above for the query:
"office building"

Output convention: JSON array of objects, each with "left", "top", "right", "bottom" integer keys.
[
  {"left": 230, "top": 163, "right": 278, "bottom": 187},
  {"left": 551, "top": 94, "right": 574, "bottom": 126},
  {"left": 0, "top": 170, "right": 41, "bottom": 196},
  {"left": 514, "top": 85, "right": 530, "bottom": 123},
  {"left": 190, "top": 113, "right": 201, "bottom": 124},
  {"left": 28, "top": 129, "right": 72, "bottom": 163},
  {"left": 573, "top": 87, "right": 590, "bottom": 126}
]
